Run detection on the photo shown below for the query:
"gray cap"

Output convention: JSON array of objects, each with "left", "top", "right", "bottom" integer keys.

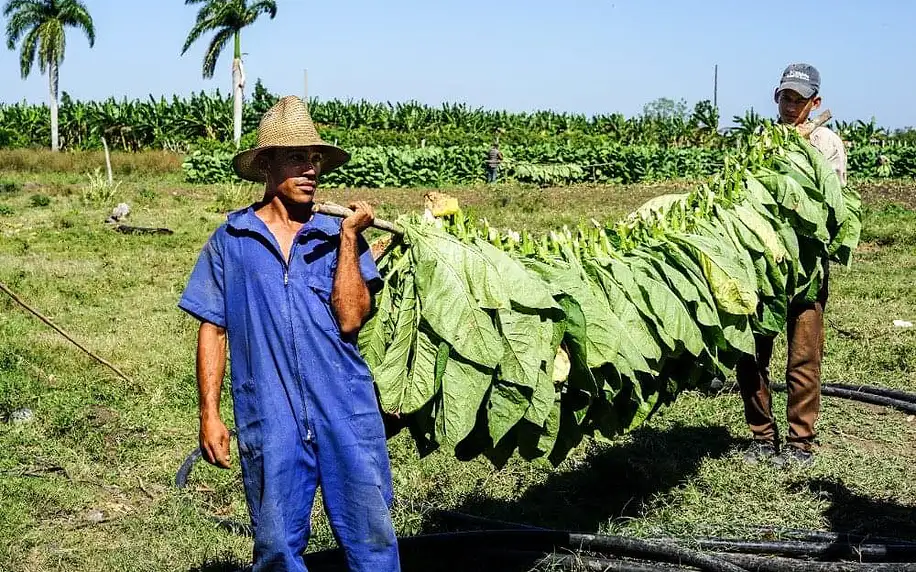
[{"left": 777, "top": 63, "right": 820, "bottom": 99}]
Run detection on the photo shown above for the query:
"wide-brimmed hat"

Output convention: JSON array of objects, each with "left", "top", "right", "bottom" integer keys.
[{"left": 232, "top": 95, "right": 350, "bottom": 183}]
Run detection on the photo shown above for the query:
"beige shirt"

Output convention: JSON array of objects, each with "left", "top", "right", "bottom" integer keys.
[{"left": 808, "top": 125, "right": 848, "bottom": 186}]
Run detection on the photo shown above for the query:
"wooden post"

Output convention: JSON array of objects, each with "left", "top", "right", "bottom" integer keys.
[{"left": 102, "top": 136, "right": 113, "bottom": 186}]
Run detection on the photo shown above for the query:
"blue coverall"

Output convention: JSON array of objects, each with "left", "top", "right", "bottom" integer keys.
[{"left": 179, "top": 207, "right": 401, "bottom": 572}]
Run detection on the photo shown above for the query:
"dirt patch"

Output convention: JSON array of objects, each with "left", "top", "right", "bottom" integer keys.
[{"left": 858, "top": 182, "right": 916, "bottom": 210}]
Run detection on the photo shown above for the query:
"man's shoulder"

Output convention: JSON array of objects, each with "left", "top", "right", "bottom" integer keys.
[
  {"left": 809, "top": 125, "right": 846, "bottom": 155},
  {"left": 810, "top": 125, "right": 844, "bottom": 145}
]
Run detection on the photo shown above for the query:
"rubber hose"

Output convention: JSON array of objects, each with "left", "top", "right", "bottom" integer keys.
[
  {"left": 675, "top": 538, "right": 916, "bottom": 562},
  {"left": 771, "top": 384, "right": 916, "bottom": 415},
  {"left": 434, "top": 508, "right": 916, "bottom": 550},
  {"left": 433, "top": 509, "right": 916, "bottom": 567},
  {"left": 304, "top": 530, "right": 748, "bottom": 572},
  {"left": 827, "top": 383, "right": 916, "bottom": 403},
  {"left": 716, "top": 552, "right": 916, "bottom": 572},
  {"left": 568, "top": 533, "right": 747, "bottom": 572},
  {"left": 493, "top": 550, "right": 698, "bottom": 571},
  {"left": 739, "top": 526, "right": 916, "bottom": 547}
]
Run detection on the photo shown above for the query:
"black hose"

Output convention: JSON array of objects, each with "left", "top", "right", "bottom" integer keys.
[
  {"left": 434, "top": 509, "right": 916, "bottom": 550},
  {"left": 302, "top": 530, "right": 747, "bottom": 572},
  {"left": 717, "top": 553, "right": 916, "bottom": 572},
  {"left": 739, "top": 526, "right": 916, "bottom": 547},
  {"left": 568, "top": 533, "right": 747, "bottom": 572},
  {"left": 827, "top": 383, "right": 916, "bottom": 403},
  {"left": 678, "top": 538, "right": 916, "bottom": 562},
  {"left": 771, "top": 384, "right": 916, "bottom": 415},
  {"left": 494, "top": 550, "right": 698, "bottom": 571}
]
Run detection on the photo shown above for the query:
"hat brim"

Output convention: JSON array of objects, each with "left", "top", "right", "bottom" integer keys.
[
  {"left": 777, "top": 81, "right": 817, "bottom": 99},
  {"left": 232, "top": 144, "right": 351, "bottom": 183}
]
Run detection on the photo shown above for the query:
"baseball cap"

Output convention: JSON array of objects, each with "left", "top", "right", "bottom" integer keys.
[{"left": 776, "top": 63, "right": 820, "bottom": 99}]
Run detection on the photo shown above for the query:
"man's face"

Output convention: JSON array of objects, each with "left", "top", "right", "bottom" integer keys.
[
  {"left": 264, "top": 148, "right": 323, "bottom": 203},
  {"left": 776, "top": 89, "right": 821, "bottom": 126}
]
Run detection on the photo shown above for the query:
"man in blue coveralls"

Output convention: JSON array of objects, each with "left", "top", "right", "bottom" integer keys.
[{"left": 178, "top": 96, "right": 401, "bottom": 571}]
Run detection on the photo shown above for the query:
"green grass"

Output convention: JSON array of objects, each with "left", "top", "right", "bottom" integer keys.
[{"left": 1, "top": 173, "right": 915, "bottom": 571}]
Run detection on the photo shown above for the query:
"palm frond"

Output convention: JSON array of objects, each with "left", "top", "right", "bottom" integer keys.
[
  {"left": 2, "top": 0, "right": 41, "bottom": 18},
  {"left": 57, "top": 0, "right": 95, "bottom": 47},
  {"left": 181, "top": 16, "right": 218, "bottom": 54},
  {"left": 17, "top": 24, "right": 39, "bottom": 78},
  {"left": 4, "top": 1, "right": 41, "bottom": 48},
  {"left": 37, "top": 18, "right": 63, "bottom": 71},
  {"left": 248, "top": 0, "right": 277, "bottom": 19},
  {"left": 201, "top": 26, "right": 233, "bottom": 78}
]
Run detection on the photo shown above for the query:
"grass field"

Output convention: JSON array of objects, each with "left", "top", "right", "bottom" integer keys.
[{"left": 0, "top": 169, "right": 915, "bottom": 572}]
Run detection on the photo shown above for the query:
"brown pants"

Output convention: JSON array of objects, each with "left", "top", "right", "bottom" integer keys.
[{"left": 736, "top": 270, "right": 829, "bottom": 452}]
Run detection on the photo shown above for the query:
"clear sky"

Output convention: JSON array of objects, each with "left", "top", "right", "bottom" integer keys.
[{"left": 1, "top": 0, "right": 913, "bottom": 128}]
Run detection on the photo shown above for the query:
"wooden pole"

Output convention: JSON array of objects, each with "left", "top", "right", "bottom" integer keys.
[
  {"left": 102, "top": 136, "right": 113, "bottom": 186},
  {"left": 0, "top": 282, "right": 134, "bottom": 385},
  {"left": 312, "top": 203, "right": 404, "bottom": 236},
  {"left": 798, "top": 109, "right": 832, "bottom": 139}
]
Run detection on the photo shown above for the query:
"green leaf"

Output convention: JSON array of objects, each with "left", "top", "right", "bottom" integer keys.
[
  {"left": 487, "top": 382, "right": 529, "bottom": 446},
  {"left": 402, "top": 327, "right": 441, "bottom": 413},
  {"left": 632, "top": 246, "right": 720, "bottom": 330},
  {"left": 629, "top": 261, "right": 705, "bottom": 357},
  {"left": 358, "top": 280, "right": 396, "bottom": 371},
  {"left": 474, "top": 238, "right": 560, "bottom": 311},
  {"left": 498, "top": 309, "right": 552, "bottom": 390},
  {"left": 439, "top": 354, "right": 494, "bottom": 448},
  {"left": 374, "top": 274, "right": 417, "bottom": 413},
  {"left": 734, "top": 203, "right": 787, "bottom": 262},
  {"left": 528, "top": 261, "right": 621, "bottom": 369},
  {"left": 673, "top": 233, "right": 758, "bottom": 316},
  {"left": 525, "top": 369, "right": 558, "bottom": 426},
  {"left": 721, "top": 313, "right": 755, "bottom": 355},
  {"left": 409, "top": 228, "right": 505, "bottom": 367}
]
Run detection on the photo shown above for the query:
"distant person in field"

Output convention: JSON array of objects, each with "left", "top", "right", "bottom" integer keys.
[
  {"left": 179, "top": 96, "right": 401, "bottom": 572},
  {"left": 737, "top": 63, "right": 847, "bottom": 467},
  {"left": 486, "top": 142, "right": 503, "bottom": 183}
]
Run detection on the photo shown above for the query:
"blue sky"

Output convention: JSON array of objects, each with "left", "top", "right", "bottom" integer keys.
[{"left": 1, "top": 0, "right": 913, "bottom": 128}]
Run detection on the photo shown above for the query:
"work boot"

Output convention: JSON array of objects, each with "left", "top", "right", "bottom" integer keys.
[
  {"left": 742, "top": 440, "right": 778, "bottom": 464},
  {"left": 774, "top": 445, "right": 815, "bottom": 468}
]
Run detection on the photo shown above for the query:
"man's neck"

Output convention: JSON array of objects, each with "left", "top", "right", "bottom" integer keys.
[{"left": 256, "top": 193, "right": 313, "bottom": 227}]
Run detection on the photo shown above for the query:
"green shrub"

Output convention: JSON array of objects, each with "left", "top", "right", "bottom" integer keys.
[
  {"left": 0, "top": 180, "right": 20, "bottom": 194},
  {"left": 0, "top": 204, "right": 13, "bottom": 216},
  {"left": 29, "top": 194, "right": 51, "bottom": 207}
]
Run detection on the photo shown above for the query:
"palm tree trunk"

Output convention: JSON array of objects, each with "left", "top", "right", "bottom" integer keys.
[
  {"left": 49, "top": 60, "right": 60, "bottom": 152},
  {"left": 232, "top": 31, "right": 243, "bottom": 148}
]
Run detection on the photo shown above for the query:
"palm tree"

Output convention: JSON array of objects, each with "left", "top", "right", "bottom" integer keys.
[
  {"left": 182, "top": 0, "right": 278, "bottom": 147},
  {"left": 3, "top": 0, "right": 95, "bottom": 152}
]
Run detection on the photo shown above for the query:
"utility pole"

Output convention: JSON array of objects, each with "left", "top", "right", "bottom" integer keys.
[{"left": 713, "top": 64, "right": 719, "bottom": 109}]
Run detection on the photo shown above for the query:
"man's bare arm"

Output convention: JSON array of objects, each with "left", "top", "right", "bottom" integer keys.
[
  {"left": 332, "top": 201, "right": 374, "bottom": 337},
  {"left": 197, "top": 322, "right": 231, "bottom": 468}
]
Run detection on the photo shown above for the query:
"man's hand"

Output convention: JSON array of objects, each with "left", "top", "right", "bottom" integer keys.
[
  {"left": 200, "top": 415, "right": 231, "bottom": 469},
  {"left": 342, "top": 201, "right": 375, "bottom": 235}
]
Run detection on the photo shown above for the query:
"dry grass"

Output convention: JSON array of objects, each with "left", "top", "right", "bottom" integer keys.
[{"left": 0, "top": 149, "right": 183, "bottom": 176}]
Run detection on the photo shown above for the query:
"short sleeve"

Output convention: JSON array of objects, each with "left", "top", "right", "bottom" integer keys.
[
  {"left": 178, "top": 231, "right": 227, "bottom": 328},
  {"left": 358, "top": 235, "right": 383, "bottom": 295}
]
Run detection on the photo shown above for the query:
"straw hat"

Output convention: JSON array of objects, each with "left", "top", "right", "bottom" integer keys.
[{"left": 232, "top": 95, "right": 350, "bottom": 182}]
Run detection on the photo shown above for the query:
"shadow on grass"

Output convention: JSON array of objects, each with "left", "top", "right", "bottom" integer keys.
[
  {"left": 799, "top": 477, "right": 916, "bottom": 540},
  {"left": 442, "top": 423, "right": 734, "bottom": 533},
  {"left": 189, "top": 559, "right": 250, "bottom": 572}
]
